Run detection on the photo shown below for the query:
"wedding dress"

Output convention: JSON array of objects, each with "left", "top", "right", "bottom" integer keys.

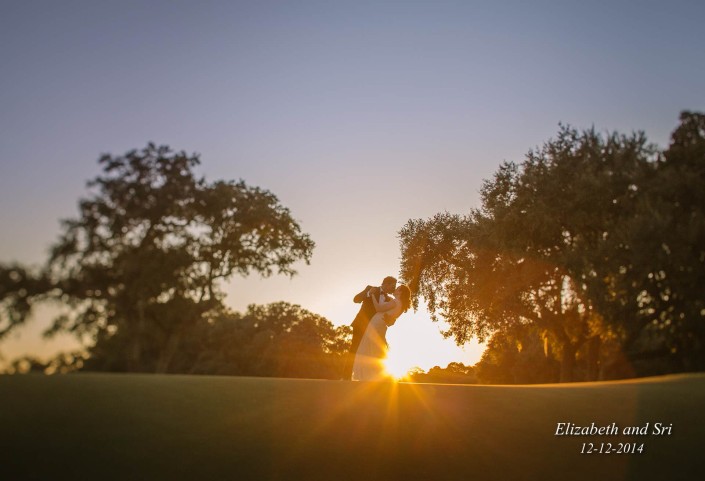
[{"left": 352, "top": 299, "right": 401, "bottom": 381}]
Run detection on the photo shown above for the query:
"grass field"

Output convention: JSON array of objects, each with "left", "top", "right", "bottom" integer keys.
[{"left": 1, "top": 373, "right": 704, "bottom": 480}]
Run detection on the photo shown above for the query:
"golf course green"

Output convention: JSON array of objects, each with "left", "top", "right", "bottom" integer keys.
[{"left": 1, "top": 373, "right": 703, "bottom": 480}]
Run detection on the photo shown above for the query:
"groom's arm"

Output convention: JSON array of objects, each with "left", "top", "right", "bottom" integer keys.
[{"left": 353, "top": 285, "right": 376, "bottom": 303}]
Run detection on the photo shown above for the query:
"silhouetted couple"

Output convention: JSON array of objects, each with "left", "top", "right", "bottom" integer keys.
[{"left": 342, "top": 276, "right": 411, "bottom": 381}]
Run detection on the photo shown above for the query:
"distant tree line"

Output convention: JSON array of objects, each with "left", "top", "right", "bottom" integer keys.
[
  {"left": 406, "top": 362, "right": 477, "bottom": 384},
  {"left": 4, "top": 302, "right": 351, "bottom": 379},
  {"left": 400, "top": 112, "right": 705, "bottom": 383}
]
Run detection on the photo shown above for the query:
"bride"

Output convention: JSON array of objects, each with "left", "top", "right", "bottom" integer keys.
[{"left": 352, "top": 284, "right": 411, "bottom": 381}]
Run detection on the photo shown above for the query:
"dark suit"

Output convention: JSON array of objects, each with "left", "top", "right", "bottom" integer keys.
[{"left": 342, "top": 285, "right": 390, "bottom": 380}]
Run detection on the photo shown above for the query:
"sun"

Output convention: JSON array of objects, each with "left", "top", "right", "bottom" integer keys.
[{"left": 383, "top": 353, "right": 415, "bottom": 380}]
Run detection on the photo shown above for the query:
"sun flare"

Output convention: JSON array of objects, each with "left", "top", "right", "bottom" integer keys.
[{"left": 383, "top": 353, "right": 415, "bottom": 380}]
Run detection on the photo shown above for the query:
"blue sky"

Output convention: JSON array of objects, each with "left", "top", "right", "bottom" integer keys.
[{"left": 1, "top": 0, "right": 704, "bottom": 371}]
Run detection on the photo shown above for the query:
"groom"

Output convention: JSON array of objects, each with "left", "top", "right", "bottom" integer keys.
[{"left": 341, "top": 276, "right": 397, "bottom": 381}]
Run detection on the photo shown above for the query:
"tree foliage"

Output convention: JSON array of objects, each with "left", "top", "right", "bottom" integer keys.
[
  {"left": 614, "top": 112, "right": 705, "bottom": 369},
  {"left": 400, "top": 112, "right": 705, "bottom": 381},
  {"left": 189, "top": 302, "right": 350, "bottom": 379},
  {"left": 80, "top": 301, "right": 350, "bottom": 379},
  {"left": 3, "top": 302, "right": 351, "bottom": 380},
  {"left": 0, "top": 144, "right": 315, "bottom": 373},
  {"left": 0, "top": 264, "right": 53, "bottom": 340},
  {"left": 406, "top": 362, "right": 477, "bottom": 384},
  {"left": 474, "top": 326, "right": 560, "bottom": 384}
]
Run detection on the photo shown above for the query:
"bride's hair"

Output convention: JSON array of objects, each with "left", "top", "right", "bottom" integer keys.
[{"left": 397, "top": 285, "right": 412, "bottom": 313}]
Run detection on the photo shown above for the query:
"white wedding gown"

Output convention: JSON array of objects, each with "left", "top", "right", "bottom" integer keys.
[{"left": 352, "top": 300, "right": 401, "bottom": 381}]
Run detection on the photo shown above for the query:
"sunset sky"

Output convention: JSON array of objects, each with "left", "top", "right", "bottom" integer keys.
[{"left": 1, "top": 0, "right": 704, "bottom": 373}]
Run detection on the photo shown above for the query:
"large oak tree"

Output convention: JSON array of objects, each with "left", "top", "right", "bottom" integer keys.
[
  {"left": 1, "top": 144, "right": 315, "bottom": 373},
  {"left": 400, "top": 112, "right": 705, "bottom": 381}
]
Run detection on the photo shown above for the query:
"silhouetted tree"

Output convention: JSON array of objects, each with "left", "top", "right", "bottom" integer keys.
[
  {"left": 0, "top": 265, "right": 53, "bottom": 340},
  {"left": 400, "top": 112, "right": 705, "bottom": 381},
  {"left": 607, "top": 111, "right": 705, "bottom": 371},
  {"left": 407, "top": 362, "right": 477, "bottom": 384},
  {"left": 2, "top": 351, "right": 86, "bottom": 375},
  {"left": 474, "top": 326, "right": 559, "bottom": 384},
  {"left": 154, "top": 302, "right": 349, "bottom": 379},
  {"left": 0, "top": 144, "right": 315, "bottom": 373}
]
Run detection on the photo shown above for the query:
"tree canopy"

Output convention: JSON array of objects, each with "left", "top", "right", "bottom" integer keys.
[
  {"left": 406, "top": 362, "right": 477, "bottom": 384},
  {"left": 400, "top": 112, "right": 705, "bottom": 382},
  {"left": 78, "top": 301, "right": 350, "bottom": 379},
  {"left": 0, "top": 144, "right": 315, "bottom": 373}
]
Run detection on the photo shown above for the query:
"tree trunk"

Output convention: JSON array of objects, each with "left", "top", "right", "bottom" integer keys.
[
  {"left": 559, "top": 342, "right": 576, "bottom": 382},
  {"left": 128, "top": 301, "right": 146, "bottom": 371},
  {"left": 586, "top": 335, "right": 601, "bottom": 381},
  {"left": 155, "top": 329, "right": 183, "bottom": 374}
]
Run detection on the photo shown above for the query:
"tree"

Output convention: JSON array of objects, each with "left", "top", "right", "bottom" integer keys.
[
  {"left": 399, "top": 116, "right": 705, "bottom": 382},
  {"left": 0, "top": 144, "right": 315, "bottom": 373},
  {"left": 0, "top": 264, "right": 53, "bottom": 340},
  {"left": 474, "top": 326, "right": 559, "bottom": 384},
  {"left": 407, "top": 362, "right": 477, "bottom": 384},
  {"left": 1, "top": 351, "right": 85, "bottom": 375},
  {"left": 170, "top": 302, "right": 350, "bottom": 379},
  {"left": 610, "top": 112, "right": 705, "bottom": 370}
]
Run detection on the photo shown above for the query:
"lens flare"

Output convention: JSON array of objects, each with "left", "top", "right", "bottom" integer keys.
[{"left": 383, "top": 354, "right": 413, "bottom": 380}]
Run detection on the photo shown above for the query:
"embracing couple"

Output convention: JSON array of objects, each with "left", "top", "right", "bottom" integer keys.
[{"left": 342, "top": 276, "right": 411, "bottom": 381}]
